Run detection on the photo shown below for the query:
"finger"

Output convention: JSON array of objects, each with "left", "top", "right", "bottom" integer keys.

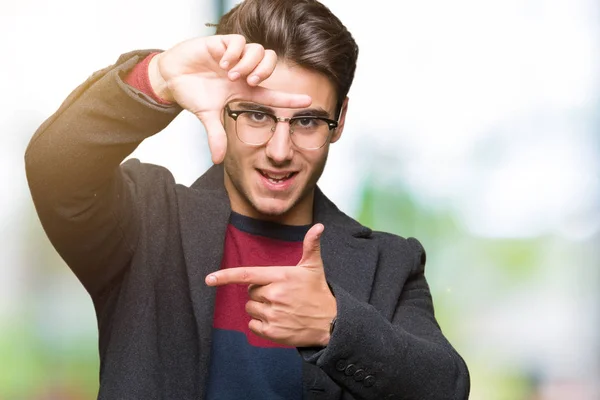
[
  {"left": 206, "top": 266, "right": 287, "bottom": 286},
  {"left": 248, "top": 284, "right": 278, "bottom": 304},
  {"left": 247, "top": 284, "right": 267, "bottom": 303},
  {"left": 219, "top": 34, "right": 247, "bottom": 70},
  {"left": 298, "top": 223, "right": 325, "bottom": 268},
  {"left": 228, "top": 43, "right": 265, "bottom": 82},
  {"left": 245, "top": 300, "right": 268, "bottom": 321},
  {"left": 245, "top": 49, "right": 277, "bottom": 86},
  {"left": 248, "top": 318, "right": 266, "bottom": 338},
  {"left": 245, "top": 86, "right": 312, "bottom": 109},
  {"left": 204, "top": 36, "right": 227, "bottom": 68},
  {"left": 196, "top": 110, "right": 227, "bottom": 164}
]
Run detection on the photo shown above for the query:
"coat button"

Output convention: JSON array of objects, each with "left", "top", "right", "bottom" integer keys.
[
  {"left": 353, "top": 369, "right": 366, "bottom": 381},
  {"left": 335, "top": 359, "right": 347, "bottom": 372},
  {"left": 344, "top": 364, "right": 357, "bottom": 376},
  {"left": 364, "top": 375, "right": 376, "bottom": 387}
]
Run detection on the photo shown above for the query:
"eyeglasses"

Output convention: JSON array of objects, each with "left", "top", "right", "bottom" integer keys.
[{"left": 225, "top": 103, "right": 339, "bottom": 150}]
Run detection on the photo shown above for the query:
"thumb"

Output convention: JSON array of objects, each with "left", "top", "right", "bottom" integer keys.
[
  {"left": 298, "top": 223, "right": 325, "bottom": 269},
  {"left": 197, "top": 110, "right": 228, "bottom": 164}
]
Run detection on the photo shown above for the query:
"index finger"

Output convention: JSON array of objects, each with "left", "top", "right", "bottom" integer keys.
[
  {"left": 205, "top": 266, "right": 288, "bottom": 287},
  {"left": 246, "top": 86, "right": 312, "bottom": 109}
]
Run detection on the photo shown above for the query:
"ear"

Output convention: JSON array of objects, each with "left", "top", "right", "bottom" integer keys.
[{"left": 330, "top": 97, "right": 349, "bottom": 144}]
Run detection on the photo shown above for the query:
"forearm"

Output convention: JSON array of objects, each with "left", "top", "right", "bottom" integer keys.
[
  {"left": 25, "top": 50, "right": 180, "bottom": 199},
  {"left": 299, "top": 254, "right": 470, "bottom": 400},
  {"left": 314, "top": 284, "right": 469, "bottom": 400}
]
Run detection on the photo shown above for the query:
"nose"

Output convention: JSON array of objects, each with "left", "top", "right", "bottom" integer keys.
[{"left": 265, "top": 122, "right": 294, "bottom": 164}]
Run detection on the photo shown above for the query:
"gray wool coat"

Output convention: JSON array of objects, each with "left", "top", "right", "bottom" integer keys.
[{"left": 25, "top": 50, "right": 470, "bottom": 400}]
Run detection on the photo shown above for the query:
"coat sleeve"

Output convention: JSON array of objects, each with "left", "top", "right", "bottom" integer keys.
[
  {"left": 301, "top": 237, "right": 470, "bottom": 400},
  {"left": 24, "top": 50, "right": 182, "bottom": 297}
]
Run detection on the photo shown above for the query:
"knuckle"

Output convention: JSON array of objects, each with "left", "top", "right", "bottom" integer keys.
[
  {"left": 261, "top": 50, "right": 278, "bottom": 66},
  {"left": 265, "top": 288, "right": 282, "bottom": 303},
  {"left": 246, "top": 42, "right": 265, "bottom": 52},
  {"left": 248, "top": 319, "right": 259, "bottom": 334},
  {"left": 263, "top": 307, "right": 276, "bottom": 321},
  {"left": 241, "top": 268, "right": 251, "bottom": 283},
  {"left": 231, "top": 34, "right": 246, "bottom": 44},
  {"left": 261, "top": 324, "right": 273, "bottom": 338}
]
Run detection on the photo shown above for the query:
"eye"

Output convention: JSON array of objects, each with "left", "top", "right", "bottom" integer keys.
[
  {"left": 247, "top": 112, "right": 268, "bottom": 123},
  {"left": 296, "top": 118, "right": 318, "bottom": 128}
]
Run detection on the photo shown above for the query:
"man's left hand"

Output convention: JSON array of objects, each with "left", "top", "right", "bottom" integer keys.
[{"left": 205, "top": 223, "right": 337, "bottom": 347}]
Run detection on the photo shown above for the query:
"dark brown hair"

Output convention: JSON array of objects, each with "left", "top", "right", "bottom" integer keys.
[{"left": 216, "top": 0, "right": 359, "bottom": 117}]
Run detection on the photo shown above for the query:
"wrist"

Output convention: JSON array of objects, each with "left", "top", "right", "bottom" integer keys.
[
  {"left": 329, "top": 316, "right": 337, "bottom": 336},
  {"left": 321, "top": 293, "right": 337, "bottom": 346},
  {"left": 148, "top": 53, "right": 175, "bottom": 103},
  {"left": 320, "top": 283, "right": 337, "bottom": 346},
  {"left": 317, "top": 316, "right": 336, "bottom": 347}
]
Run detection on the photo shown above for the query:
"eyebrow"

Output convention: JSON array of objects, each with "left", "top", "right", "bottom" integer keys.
[{"left": 235, "top": 102, "right": 332, "bottom": 119}]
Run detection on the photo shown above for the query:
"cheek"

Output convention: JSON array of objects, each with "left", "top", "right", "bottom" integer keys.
[
  {"left": 224, "top": 143, "right": 258, "bottom": 183},
  {"left": 303, "top": 149, "right": 329, "bottom": 181}
]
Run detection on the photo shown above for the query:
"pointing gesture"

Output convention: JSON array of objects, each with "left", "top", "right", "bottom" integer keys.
[
  {"left": 149, "top": 34, "right": 312, "bottom": 164},
  {"left": 205, "top": 224, "right": 337, "bottom": 347}
]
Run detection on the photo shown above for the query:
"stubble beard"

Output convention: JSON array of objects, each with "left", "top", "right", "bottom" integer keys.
[{"left": 223, "top": 151, "right": 329, "bottom": 223}]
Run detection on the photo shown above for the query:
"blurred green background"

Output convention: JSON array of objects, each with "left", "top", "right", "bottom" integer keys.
[{"left": 1, "top": 0, "right": 598, "bottom": 399}]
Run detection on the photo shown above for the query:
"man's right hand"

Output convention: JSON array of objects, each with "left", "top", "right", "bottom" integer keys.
[{"left": 148, "top": 35, "right": 312, "bottom": 164}]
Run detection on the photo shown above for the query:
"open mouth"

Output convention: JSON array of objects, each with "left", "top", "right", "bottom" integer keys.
[{"left": 257, "top": 169, "right": 298, "bottom": 184}]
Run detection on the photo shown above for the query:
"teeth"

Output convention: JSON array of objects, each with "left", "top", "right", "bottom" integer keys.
[{"left": 262, "top": 171, "right": 293, "bottom": 180}]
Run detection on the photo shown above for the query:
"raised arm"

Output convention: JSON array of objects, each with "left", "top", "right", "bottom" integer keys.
[
  {"left": 25, "top": 35, "right": 312, "bottom": 296},
  {"left": 25, "top": 50, "right": 182, "bottom": 296}
]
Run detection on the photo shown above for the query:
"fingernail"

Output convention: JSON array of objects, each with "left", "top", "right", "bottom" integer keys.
[
  {"left": 221, "top": 60, "right": 229, "bottom": 69},
  {"left": 248, "top": 75, "right": 259, "bottom": 85},
  {"left": 206, "top": 275, "right": 217, "bottom": 285},
  {"left": 229, "top": 71, "right": 240, "bottom": 80}
]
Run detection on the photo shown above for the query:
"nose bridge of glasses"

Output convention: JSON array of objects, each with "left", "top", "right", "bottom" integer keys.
[
  {"left": 266, "top": 118, "right": 295, "bottom": 158},
  {"left": 269, "top": 116, "right": 294, "bottom": 133},
  {"left": 276, "top": 116, "right": 292, "bottom": 123}
]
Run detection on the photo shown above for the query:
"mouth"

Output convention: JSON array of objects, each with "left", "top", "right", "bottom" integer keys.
[{"left": 257, "top": 169, "right": 298, "bottom": 185}]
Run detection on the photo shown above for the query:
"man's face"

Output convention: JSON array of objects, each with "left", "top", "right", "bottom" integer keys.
[{"left": 222, "top": 62, "right": 346, "bottom": 225}]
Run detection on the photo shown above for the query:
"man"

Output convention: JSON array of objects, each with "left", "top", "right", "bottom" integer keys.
[{"left": 25, "top": 0, "right": 470, "bottom": 398}]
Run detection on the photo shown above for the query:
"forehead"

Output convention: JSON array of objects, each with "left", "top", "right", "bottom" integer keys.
[{"left": 261, "top": 61, "right": 337, "bottom": 113}]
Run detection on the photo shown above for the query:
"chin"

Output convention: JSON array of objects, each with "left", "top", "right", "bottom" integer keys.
[{"left": 252, "top": 198, "right": 293, "bottom": 218}]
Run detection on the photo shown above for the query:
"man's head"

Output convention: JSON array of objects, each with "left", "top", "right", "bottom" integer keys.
[
  {"left": 216, "top": 0, "right": 358, "bottom": 225},
  {"left": 216, "top": 0, "right": 358, "bottom": 116}
]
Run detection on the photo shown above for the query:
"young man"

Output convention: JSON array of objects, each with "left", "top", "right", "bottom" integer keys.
[{"left": 25, "top": 0, "right": 470, "bottom": 399}]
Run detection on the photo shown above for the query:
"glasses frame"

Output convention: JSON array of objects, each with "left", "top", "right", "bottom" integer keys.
[{"left": 225, "top": 104, "right": 339, "bottom": 150}]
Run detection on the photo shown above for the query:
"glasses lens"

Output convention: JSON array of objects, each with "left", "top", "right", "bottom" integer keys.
[
  {"left": 235, "top": 112, "right": 274, "bottom": 145},
  {"left": 232, "top": 109, "right": 333, "bottom": 150},
  {"left": 290, "top": 118, "right": 331, "bottom": 149}
]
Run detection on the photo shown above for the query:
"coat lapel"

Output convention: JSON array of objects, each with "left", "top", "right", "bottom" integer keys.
[
  {"left": 176, "top": 165, "right": 231, "bottom": 395},
  {"left": 313, "top": 188, "right": 379, "bottom": 303}
]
